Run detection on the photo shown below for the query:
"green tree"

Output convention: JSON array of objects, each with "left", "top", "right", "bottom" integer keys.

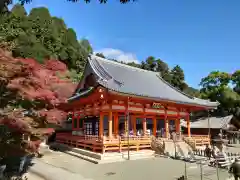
[
  {"left": 95, "top": 53, "right": 105, "bottom": 58},
  {"left": 184, "top": 86, "right": 200, "bottom": 97},
  {"left": 170, "top": 65, "right": 187, "bottom": 91},
  {"left": 144, "top": 56, "right": 156, "bottom": 71},
  {"left": 232, "top": 70, "right": 240, "bottom": 94},
  {"left": 200, "top": 71, "right": 231, "bottom": 90},
  {"left": 127, "top": 62, "right": 141, "bottom": 68},
  {"left": 199, "top": 71, "right": 230, "bottom": 101},
  {"left": 1, "top": 5, "right": 92, "bottom": 71},
  {"left": 0, "top": 4, "right": 27, "bottom": 50},
  {"left": 12, "top": 32, "right": 49, "bottom": 63},
  {"left": 199, "top": 71, "right": 240, "bottom": 116},
  {"left": 11, "top": 3, "right": 27, "bottom": 17},
  {"left": 79, "top": 39, "right": 93, "bottom": 54},
  {"left": 27, "top": 7, "right": 56, "bottom": 56},
  {"left": 155, "top": 58, "right": 172, "bottom": 83}
]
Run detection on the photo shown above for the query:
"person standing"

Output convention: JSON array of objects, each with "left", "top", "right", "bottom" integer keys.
[
  {"left": 229, "top": 158, "right": 240, "bottom": 180},
  {"left": 204, "top": 144, "right": 212, "bottom": 160}
]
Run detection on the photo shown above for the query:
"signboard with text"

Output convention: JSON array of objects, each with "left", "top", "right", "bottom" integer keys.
[{"left": 152, "top": 102, "right": 164, "bottom": 109}]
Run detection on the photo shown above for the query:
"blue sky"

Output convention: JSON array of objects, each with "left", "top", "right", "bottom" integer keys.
[{"left": 11, "top": 0, "right": 239, "bottom": 88}]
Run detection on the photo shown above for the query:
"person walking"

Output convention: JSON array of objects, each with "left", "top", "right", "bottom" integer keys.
[{"left": 229, "top": 158, "right": 240, "bottom": 180}]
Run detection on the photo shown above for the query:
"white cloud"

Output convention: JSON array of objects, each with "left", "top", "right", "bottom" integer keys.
[{"left": 95, "top": 48, "right": 139, "bottom": 63}]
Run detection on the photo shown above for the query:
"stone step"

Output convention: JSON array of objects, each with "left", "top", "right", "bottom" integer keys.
[
  {"left": 65, "top": 150, "right": 154, "bottom": 164},
  {"left": 64, "top": 151, "right": 101, "bottom": 164},
  {"left": 103, "top": 150, "right": 154, "bottom": 158},
  {"left": 52, "top": 143, "right": 154, "bottom": 164}
]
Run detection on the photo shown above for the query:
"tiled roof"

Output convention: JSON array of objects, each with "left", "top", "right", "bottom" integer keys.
[
  {"left": 72, "top": 55, "right": 219, "bottom": 108},
  {"left": 180, "top": 115, "right": 233, "bottom": 129}
]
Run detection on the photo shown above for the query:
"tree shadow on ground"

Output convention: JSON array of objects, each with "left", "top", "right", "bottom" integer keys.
[
  {"left": 0, "top": 154, "right": 35, "bottom": 180},
  {"left": 47, "top": 130, "right": 75, "bottom": 154}
]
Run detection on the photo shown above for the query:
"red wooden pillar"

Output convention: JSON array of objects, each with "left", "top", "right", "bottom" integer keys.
[
  {"left": 72, "top": 111, "right": 79, "bottom": 131},
  {"left": 114, "top": 113, "right": 119, "bottom": 136},
  {"left": 175, "top": 110, "right": 181, "bottom": 133},
  {"left": 108, "top": 111, "right": 113, "bottom": 138},
  {"left": 186, "top": 113, "right": 191, "bottom": 137},
  {"left": 143, "top": 118, "right": 147, "bottom": 136},
  {"left": 132, "top": 116, "right": 137, "bottom": 135},
  {"left": 164, "top": 108, "right": 169, "bottom": 138},
  {"left": 99, "top": 112, "right": 104, "bottom": 138},
  {"left": 71, "top": 111, "right": 74, "bottom": 130},
  {"left": 153, "top": 116, "right": 157, "bottom": 136}
]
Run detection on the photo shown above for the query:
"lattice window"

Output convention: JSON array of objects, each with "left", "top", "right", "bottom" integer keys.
[
  {"left": 84, "top": 122, "right": 92, "bottom": 135},
  {"left": 95, "top": 121, "right": 99, "bottom": 135}
]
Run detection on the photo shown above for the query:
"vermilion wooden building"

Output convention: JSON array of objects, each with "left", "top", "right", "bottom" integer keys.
[{"left": 56, "top": 55, "right": 219, "bottom": 153}]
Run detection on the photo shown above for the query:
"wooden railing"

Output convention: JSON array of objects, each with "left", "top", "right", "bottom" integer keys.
[
  {"left": 103, "top": 136, "right": 151, "bottom": 153},
  {"left": 56, "top": 133, "right": 103, "bottom": 152},
  {"left": 183, "top": 135, "right": 210, "bottom": 150},
  {"left": 55, "top": 133, "right": 152, "bottom": 153}
]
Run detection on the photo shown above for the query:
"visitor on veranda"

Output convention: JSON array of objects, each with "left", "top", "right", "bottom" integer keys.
[
  {"left": 129, "top": 129, "right": 134, "bottom": 136},
  {"left": 229, "top": 158, "right": 240, "bottom": 180}
]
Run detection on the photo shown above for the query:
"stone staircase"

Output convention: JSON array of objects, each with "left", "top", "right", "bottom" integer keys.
[
  {"left": 50, "top": 142, "right": 155, "bottom": 164},
  {"left": 151, "top": 138, "right": 195, "bottom": 159},
  {"left": 176, "top": 141, "right": 195, "bottom": 159},
  {"left": 164, "top": 140, "right": 176, "bottom": 157}
]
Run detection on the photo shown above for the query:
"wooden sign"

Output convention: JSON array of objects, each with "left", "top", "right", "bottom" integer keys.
[{"left": 152, "top": 102, "right": 163, "bottom": 109}]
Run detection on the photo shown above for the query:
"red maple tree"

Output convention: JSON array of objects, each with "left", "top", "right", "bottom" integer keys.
[{"left": 0, "top": 49, "right": 77, "bottom": 156}]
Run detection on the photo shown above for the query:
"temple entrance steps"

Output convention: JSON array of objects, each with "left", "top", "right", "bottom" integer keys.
[
  {"left": 176, "top": 141, "right": 195, "bottom": 159},
  {"left": 151, "top": 138, "right": 195, "bottom": 159},
  {"left": 164, "top": 140, "right": 176, "bottom": 157},
  {"left": 50, "top": 142, "right": 155, "bottom": 164}
]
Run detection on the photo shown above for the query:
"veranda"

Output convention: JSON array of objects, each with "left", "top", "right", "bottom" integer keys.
[{"left": 56, "top": 94, "right": 204, "bottom": 153}]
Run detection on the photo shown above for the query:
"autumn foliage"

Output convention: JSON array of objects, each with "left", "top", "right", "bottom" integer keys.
[
  {"left": 0, "top": 5, "right": 90, "bottom": 157},
  {"left": 0, "top": 49, "right": 77, "bottom": 156}
]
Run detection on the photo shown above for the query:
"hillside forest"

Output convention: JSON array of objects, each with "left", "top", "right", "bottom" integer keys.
[{"left": 0, "top": 4, "right": 239, "bottom": 157}]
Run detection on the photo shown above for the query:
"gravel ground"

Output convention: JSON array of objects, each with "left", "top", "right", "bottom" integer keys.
[{"left": 34, "top": 152, "right": 231, "bottom": 180}]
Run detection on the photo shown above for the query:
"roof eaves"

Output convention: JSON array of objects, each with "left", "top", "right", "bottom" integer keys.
[
  {"left": 90, "top": 55, "right": 219, "bottom": 108},
  {"left": 67, "top": 86, "right": 95, "bottom": 102},
  {"left": 106, "top": 87, "right": 218, "bottom": 109}
]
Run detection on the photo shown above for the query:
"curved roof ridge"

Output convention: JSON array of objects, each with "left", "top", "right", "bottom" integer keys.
[
  {"left": 92, "top": 55, "right": 153, "bottom": 73},
  {"left": 89, "top": 56, "right": 112, "bottom": 80},
  {"left": 89, "top": 56, "right": 123, "bottom": 86}
]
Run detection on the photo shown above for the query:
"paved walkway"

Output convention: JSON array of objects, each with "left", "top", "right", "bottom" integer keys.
[
  {"left": 28, "top": 151, "right": 231, "bottom": 180},
  {"left": 225, "top": 146, "right": 240, "bottom": 154},
  {"left": 29, "top": 158, "right": 93, "bottom": 180},
  {"left": 25, "top": 172, "right": 46, "bottom": 180}
]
